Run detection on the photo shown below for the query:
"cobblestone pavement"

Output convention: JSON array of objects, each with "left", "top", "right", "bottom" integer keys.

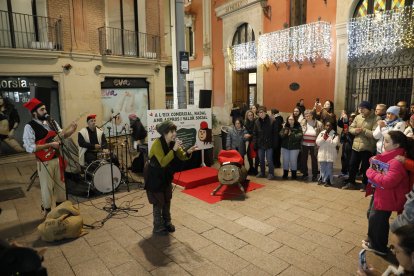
[{"left": 0, "top": 156, "right": 392, "bottom": 275}]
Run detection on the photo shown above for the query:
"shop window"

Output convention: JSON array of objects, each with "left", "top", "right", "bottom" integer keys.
[
  {"left": 0, "top": 77, "right": 60, "bottom": 156},
  {"left": 290, "top": 0, "right": 307, "bottom": 27},
  {"left": 100, "top": 78, "right": 149, "bottom": 136}
]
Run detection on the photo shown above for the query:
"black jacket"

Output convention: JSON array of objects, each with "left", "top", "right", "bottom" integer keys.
[{"left": 253, "top": 115, "right": 278, "bottom": 150}]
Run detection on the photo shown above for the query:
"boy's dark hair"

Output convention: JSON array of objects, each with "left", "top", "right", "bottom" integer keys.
[
  {"left": 388, "top": 131, "right": 408, "bottom": 151},
  {"left": 387, "top": 131, "right": 414, "bottom": 160},
  {"left": 393, "top": 224, "right": 414, "bottom": 256},
  {"left": 271, "top": 108, "right": 279, "bottom": 115}
]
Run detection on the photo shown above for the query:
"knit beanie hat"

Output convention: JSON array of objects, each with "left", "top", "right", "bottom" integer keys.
[
  {"left": 359, "top": 101, "right": 372, "bottom": 110},
  {"left": 128, "top": 114, "right": 137, "bottom": 120},
  {"left": 386, "top": 106, "right": 400, "bottom": 117},
  {"left": 156, "top": 120, "right": 176, "bottom": 135}
]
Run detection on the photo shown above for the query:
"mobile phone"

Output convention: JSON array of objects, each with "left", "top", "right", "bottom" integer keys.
[{"left": 359, "top": 249, "right": 367, "bottom": 270}]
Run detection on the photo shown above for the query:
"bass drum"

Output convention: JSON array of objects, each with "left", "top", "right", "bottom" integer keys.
[{"left": 85, "top": 160, "right": 121, "bottom": 193}]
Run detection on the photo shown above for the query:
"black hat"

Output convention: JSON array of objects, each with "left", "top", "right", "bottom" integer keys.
[{"left": 359, "top": 101, "right": 372, "bottom": 110}]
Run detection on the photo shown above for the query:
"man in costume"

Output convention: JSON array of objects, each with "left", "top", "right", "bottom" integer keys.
[
  {"left": 78, "top": 114, "right": 108, "bottom": 166},
  {"left": 22, "top": 98, "right": 77, "bottom": 214}
]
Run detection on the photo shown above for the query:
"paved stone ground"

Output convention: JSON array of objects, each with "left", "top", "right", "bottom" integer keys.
[{"left": 0, "top": 155, "right": 393, "bottom": 276}]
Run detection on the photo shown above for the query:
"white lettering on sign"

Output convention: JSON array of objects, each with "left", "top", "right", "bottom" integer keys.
[
  {"left": 0, "top": 78, "right": 28, "bottom": 89},
  {"left": 113, "top": 79, "right": 131, "bottom": 87}
]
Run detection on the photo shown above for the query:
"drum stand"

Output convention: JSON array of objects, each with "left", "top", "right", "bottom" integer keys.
[
  {"left": 119, "top": 128, "right": 139, "bottom": 190},
  {"left": 101, "top": 126, "right": 138, "bottom": 225}
]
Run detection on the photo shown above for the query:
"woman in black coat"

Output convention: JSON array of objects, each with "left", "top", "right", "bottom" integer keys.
[{"left": 145, "top": 120, "right": 197, "bottom": 235}]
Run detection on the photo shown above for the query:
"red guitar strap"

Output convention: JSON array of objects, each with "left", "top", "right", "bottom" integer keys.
[{"left": 58, "top": 156, "right": 67, "bottom": 182}]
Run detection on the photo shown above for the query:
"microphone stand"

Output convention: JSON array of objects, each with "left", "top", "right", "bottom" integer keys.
[
  {"left": 98, "top": 117, "right": 114, "bottom": 130},
  {"left": 114, "top": 117, "right": 119, "bottom": 163},
  {"left": 101, "top": 126, "right": 138, "bottom": 226}
]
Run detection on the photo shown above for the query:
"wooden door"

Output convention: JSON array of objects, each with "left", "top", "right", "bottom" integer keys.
[{"left": 232, "top": 70, "right": 248, "bottom": 105}]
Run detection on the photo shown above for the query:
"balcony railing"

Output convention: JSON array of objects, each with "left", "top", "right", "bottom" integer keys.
[
  {"left": 99, "top": 26, "right": 159, "bottom": 59},
  {"left": 0, "top": 10, "right": 62, "bottom": 50}
]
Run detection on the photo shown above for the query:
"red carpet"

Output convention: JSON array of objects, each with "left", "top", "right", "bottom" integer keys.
[
  {"left": 173, "top": 167, "right": 218, "bottom": 189},
  {"left": 181, "top": 181, "right": 265, "bottom": 204}
]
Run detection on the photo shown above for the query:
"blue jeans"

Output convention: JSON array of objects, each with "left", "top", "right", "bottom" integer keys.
[
  {"left": 258, "top": 148, "right": 274, "bottom": 176},
  {"left": 319, "top": 161, "right": 333, "bottom": 183},
  {"left": 281, "top": 148, "right": 300, "bottom": 171}
]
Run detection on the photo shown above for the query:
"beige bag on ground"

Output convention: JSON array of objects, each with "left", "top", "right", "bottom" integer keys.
[{"left": 38, "top": 201, "right": 87, "bottom": 242}]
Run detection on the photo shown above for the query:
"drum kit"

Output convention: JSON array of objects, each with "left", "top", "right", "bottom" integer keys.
[{"left": 82, "top": 134, "right": 141, "bottom": 197}]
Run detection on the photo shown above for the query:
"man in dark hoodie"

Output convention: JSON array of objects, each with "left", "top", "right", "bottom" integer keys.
[{"left": 253, "top": 106, "right": 278, "bottom": 180}]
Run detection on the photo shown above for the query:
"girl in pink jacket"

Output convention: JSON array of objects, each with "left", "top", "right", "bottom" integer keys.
[{"left": 364, "top": 131, "right": 411, "bottom": 255}]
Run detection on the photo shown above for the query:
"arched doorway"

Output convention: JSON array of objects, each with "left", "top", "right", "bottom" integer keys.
[
  {"left": 231, "top": 23, "right": 257, "bottom": 107},
  {"left": 345, "top": 0, "right": 414, "bottom": 111}
]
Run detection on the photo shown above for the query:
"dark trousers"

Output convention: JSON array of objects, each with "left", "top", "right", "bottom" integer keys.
[
  {"left": 258, "top": 148, "right": 274, "bottom": 175},
  {"left": 300, "top": 145, "right": 318, "bottom": 176},
  {"left": 341, "top": 143, "right": 352, "bottom": 174},
  {"left": 273, "top": 145, "right": 281, "bottom": 168},
  {"left": 368, "top": 208, "right": 391, "bottom": 253},
  {"left": 348, "top": 150, "right": 372, "bottom": 185}
]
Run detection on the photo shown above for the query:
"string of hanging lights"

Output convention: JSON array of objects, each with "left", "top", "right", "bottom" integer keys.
[
  {"left": 230, "top": 41, "right": 257, "bottom": 71},
  {"left": 230, "top": 21, "right": 332, "bottom": 71},
  {"left": 347, "top": 5, "right": 414, "bottom": 59},
  {"left": 289, "top": 21, "right": 331, "bottom": 64}
]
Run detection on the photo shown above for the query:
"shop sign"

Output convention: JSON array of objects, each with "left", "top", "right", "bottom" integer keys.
[
  {"left": 113, "top": 79, "right": 131, "bottom": 87},
  {"left": 0, "top": 77, "right": 28, "bottom": 89}
]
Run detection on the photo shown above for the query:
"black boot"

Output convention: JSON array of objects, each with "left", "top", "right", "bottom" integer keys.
[
  {"left": 247, "top": 167, "right": 255, "bottom": 176},
  {"left": 153, "top": 205, "right": 168, "bottom": 235},
  {"left": 291, "top": 170, "right": 297, "bottom": 180},
  {"left": 282, "top": 170, "right": 289, "bottom": 179},
  {"left": 162, "top": 201, "right": 175, "bottom": 233}
]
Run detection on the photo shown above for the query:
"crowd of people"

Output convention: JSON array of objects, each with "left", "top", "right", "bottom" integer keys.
[
  {"left": 227, "top": 99, "right": 414, "bottom": 275},
  {"left": 226, "top": 99, "right": 414, "bottom": 187}
]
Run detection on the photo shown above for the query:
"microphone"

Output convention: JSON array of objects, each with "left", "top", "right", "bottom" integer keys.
[
  {"left": 112, "top": 112, "right": 120, "bottom": 119},
  {"left": 44, "top": 114, "right": 51, "bottom": 121}
]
